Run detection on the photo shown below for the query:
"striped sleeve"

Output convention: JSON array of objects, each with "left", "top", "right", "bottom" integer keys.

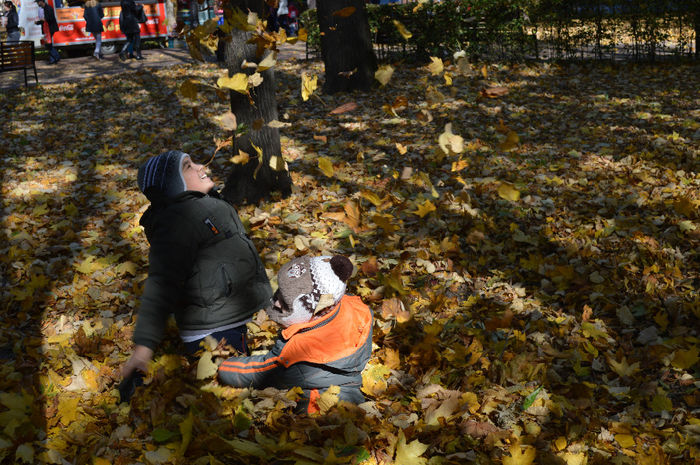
[{"left": 218, "top": 346, "right": 284, "bottom": 388}]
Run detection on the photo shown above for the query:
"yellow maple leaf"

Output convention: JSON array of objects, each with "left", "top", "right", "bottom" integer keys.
[
  {"left": 217, "top": 73, "right": 249, "bottom": 94},
  {"left": 503, "top": 441, "right": 535, "bottom": 465},
  {"left": 58, "top": 397, "right": 80, "bottom": 425},
  {"left": 373, "top": 213, "right": 399, "bottom": 233},
  {"left": 413, "top": 199, "right": 436, "bottom": 218},
  {"left": 498, "top": 182, "right": 521, "bottom": 201},
  {"left": 427, "top": 56, "right": 444, "bottom": 75},
  {"left": 395, "top": 430, "right": 428, "bottom": 465},
  {"left": 607, "top": 356, "right": 640, "bottom": 377},
  {"left": 318, "top": 157, "right": 334, "bottom": 177},
  {"left": 671, "top": 346, "right": 699, "bottom": 370},
  {"left": 374, "top": 65, "right": 394, "bottom": 86},
  {"left": 301, "top": 73, "right": 318, "bottom": 101},
  {"left": 75, "top": 256, "right": 105, "bottom": 274},
  {"left": 115, "top": 261, "right": 138, "bottom": 276},
  {"left": 392, "top": 20, "right": 412, "bottom": 40}
]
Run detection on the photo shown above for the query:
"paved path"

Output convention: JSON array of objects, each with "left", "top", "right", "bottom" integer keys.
[{"left": 1, "top": 42, "right": 309, "bottom": 90}]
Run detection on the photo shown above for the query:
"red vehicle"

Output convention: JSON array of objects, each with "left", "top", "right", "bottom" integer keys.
[{"left": 33, "top": 0, "right": 168, "bottom": 53}]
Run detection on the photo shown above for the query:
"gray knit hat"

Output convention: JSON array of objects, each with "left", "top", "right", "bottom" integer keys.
[
  {"left": 268, "top": 255, "right": 354, "bottom": 327},
  {"left": 137, "top": 151, "right": 189, "bottom": 201}
]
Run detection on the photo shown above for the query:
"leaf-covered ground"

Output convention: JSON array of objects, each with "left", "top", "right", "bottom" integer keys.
[{"left": 0, "top": 56, "right": 698, "bottom": 465}]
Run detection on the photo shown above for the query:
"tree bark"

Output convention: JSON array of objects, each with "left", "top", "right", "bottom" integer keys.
[
  {"left": 317, "top": 0, "right": 377, "bottom": 94},
  {"left": 220, "top": 0, "right": 292, "bottom": 206}
]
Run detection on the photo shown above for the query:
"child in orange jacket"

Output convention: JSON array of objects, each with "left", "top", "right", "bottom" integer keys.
[{"left": 218, "top": 255, "right": 373, "bottom": 414}]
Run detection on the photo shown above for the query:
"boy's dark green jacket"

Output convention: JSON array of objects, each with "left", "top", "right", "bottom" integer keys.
[{"left": 133, "top": 190, "right": 272, "bottom": 350}]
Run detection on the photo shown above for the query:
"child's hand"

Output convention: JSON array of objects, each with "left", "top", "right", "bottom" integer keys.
[{"left": 121, "top": 344, "right": 153, "bottom": 378}]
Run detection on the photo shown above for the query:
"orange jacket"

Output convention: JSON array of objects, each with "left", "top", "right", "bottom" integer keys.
[{"left": 218, "top": 295, "right": 373, "bottom": 413}]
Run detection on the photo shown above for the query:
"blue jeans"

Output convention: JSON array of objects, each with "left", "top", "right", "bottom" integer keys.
[
  {"left": 46, "top": 34, "right": 60, "bottom": 62},
  {"left": 182, "top": 326, "right": 249, "bottom": 355}
]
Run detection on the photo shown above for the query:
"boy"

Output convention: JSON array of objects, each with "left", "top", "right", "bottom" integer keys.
[
  {"left": 218, "top": 255, "right": 373, "bottom": 414},
  {"left": 120, "top": 150, "right": 273, "bottom": 385}
]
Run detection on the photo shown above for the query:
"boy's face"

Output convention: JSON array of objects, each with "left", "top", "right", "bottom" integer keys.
[{"left": 181, "top": 156, "right": 215, "bottom": 194}]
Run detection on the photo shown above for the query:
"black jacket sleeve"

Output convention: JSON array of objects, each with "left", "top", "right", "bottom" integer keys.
[{"left": 132, "top": 212, "right": 201, "bottom": 350}]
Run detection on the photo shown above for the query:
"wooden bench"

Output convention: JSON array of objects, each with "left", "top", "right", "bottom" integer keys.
[{"left": 0, "top": 41, "right": 39, "bottom": 87}]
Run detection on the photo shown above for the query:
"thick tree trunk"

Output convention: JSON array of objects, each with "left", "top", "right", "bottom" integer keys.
[
  {"left": 317, "top": 0, "right": 377, "bottom": 94},
  {"left": 221, "top": 0, "right": 292, "bottom": 206}
]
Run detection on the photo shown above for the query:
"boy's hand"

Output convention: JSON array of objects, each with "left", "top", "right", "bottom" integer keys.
[
  {"left": 118, "top": 345, "right": 153, "bottom": 402},
  {"left": 121, "top": 345, "right": 153, "bottom": 378}
]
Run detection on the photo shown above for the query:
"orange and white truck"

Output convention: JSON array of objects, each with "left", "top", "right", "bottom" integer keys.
[{"left": 17, "top": 0, "right": 170, "bottom": 53}]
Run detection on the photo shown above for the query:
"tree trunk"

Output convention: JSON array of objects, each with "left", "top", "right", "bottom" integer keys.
[
  {"left": 220, "top": 0, "right": 292, "bottom": 206},
  {"left": 317, "top": 0, "right": 377, "bottom": 94}
]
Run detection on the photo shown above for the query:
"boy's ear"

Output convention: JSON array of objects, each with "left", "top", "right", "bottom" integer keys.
[{"left": 314, "top": 294, "right": 336, "bottom": 314}]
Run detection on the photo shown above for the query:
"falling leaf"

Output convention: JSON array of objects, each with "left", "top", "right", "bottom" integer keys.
[
  {"left": 413, "top": 199, "right": 436, "bottom": 218},
  {"left": 427, "top": 57, "right": 444, "bottom": 75},
  {"left": 318, "top": 157, "right": 334, "bottom": 177},
  {"left": 392, "top": 20, "right": 412, "bottom": 40},
  {"left": 438, "top": 123, "right": 464, "bottom": 155},
  {"left": 374, "top": 65, "right": 394, "bottom": 86},
  {"left": 499, "top": 130, "right": 519, "bottom": 151},
  {"left": 231, "top": 150, "right": 250, "bottom": 165},
  {"left": 248, "top": 72, "right": 263, "bottom": 88},
  {"left": 179, "top": 79, "right": 199, "bottom": 99},
  {"left": 480, "top": 64, "right": 488, "bottom": 78},
  {"left": 196, "top": 352, "right": 218, "bottom": 380},
  {"left": 218, "top": 112, "right": 238, "bottom": 131},
  {"left": 329, "top": 102, "right": 358, "bottom": 115},
  {"left": 381, "top": 298, "right": 410, "bottom": 323},
  {"left": 332, "top": 7, "right": 356, "bottom": 17},
  {"left": 268, "top": 155, "right": 287, "bottom": 172},
  {"left": 301, "top": 73, "right": 318, "bottom": 101},
  {"left": 396, "top": 143, "right": 408, "bottom": 155},
  {"left": 257, "top": 52, "right": 277, "bottom": 71},
  {"left": 395, "top": 431, "right": 428, "bottom": 465},
  {"left": 444, "top": 72, "right": 453, "bottom": 86},
  {"left": 498, "top": 182, "right": 521, "bottom": 201},
  {"left": 218, "top": 73, "right": 249, "bottom": 94},
  {"left": 481, "top": 86, "right": 509, "bottom": 98}
]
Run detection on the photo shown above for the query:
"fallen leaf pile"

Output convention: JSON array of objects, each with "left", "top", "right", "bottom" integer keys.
[{"left": 0, "top": 55, "right": 698, "bottom": 465}]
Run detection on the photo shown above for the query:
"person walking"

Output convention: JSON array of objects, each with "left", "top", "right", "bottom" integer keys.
[
  {"left": 3, "top": 1, "right": 20, "bottom": 42},
  {"left": 119, "top": 0, "right": 142, "bottom": 60},
  {"left": 83, "top": 0, "right": 104, "bottom": 60},
  {"left": 35, "top": 0, "right": 60, "bottom": 64}
]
